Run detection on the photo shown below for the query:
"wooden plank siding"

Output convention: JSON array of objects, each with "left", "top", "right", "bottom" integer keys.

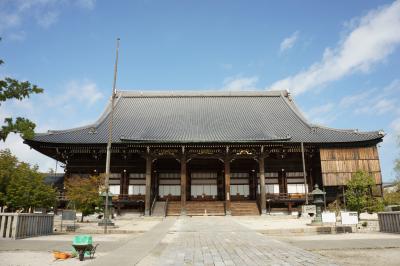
[{"left": 320, "top": 146, "right": 382, "bottom": 186}]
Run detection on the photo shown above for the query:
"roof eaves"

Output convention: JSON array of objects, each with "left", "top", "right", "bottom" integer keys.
[{"left": 118, "top": 90, "right": 288, "bottom": 98}]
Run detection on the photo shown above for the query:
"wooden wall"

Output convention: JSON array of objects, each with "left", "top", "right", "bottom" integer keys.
[{"left": 320, "top": 146, "right": 382, "bottom": 186}]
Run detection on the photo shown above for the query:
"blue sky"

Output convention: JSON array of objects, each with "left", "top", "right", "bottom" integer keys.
[{"left": 0, "top": 0, "right": 399, "bottom": 182}]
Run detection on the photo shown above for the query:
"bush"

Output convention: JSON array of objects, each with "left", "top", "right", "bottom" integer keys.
[
  {"left": 345, "top": 171, "right": 377, "bottom": 216},
  {"left": 65, "top": 175, "right": 104, "bottom": 222}
]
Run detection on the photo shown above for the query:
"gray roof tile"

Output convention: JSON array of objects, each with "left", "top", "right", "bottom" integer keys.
[{"left": 32, "top": 90, "right": 384, "bottom": 144}]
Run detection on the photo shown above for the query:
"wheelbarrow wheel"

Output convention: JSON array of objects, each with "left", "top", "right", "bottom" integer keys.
[{"left": 79, "top": 251, "right": 85, "bottom": 261}]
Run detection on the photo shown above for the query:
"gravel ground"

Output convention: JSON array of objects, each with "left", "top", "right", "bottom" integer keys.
[
  {"left": 0, "top": 251, "right": 105, "bottom": 266},
  {"left": 314, "top": 248, "right": 400, "bottom": 266}
]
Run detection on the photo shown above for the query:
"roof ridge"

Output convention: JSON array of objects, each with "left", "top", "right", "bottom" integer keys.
[
  {"left": 117, "top": 90, "right": 289, "bottom": 98},
  {"left": 279, "top": 93, "right": 312, "bottom": 130},
  {"left": 43, "top": 94, "right": 121, "bottom": 136},
  {"left": 311, "top": 123, "right": 385, "bottom": 135}
]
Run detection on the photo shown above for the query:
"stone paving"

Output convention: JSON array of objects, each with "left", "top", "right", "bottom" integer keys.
[{"left": 137, "top": 216, "right": 336, "bottom": 266}]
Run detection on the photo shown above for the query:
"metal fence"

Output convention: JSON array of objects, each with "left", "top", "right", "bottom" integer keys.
[
  {"left": 0, "top": 213, "right": 54, "bottom": 239},
  {"left": 378, "top": 211, "right": 400, "bottom": 233}
]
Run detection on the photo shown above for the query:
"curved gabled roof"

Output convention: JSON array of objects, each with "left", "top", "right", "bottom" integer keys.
[{"left": 31, "top": 90, "right": 384, "bottom": 144}]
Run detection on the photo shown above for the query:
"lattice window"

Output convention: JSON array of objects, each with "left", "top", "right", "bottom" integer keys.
[{"left": 287, "top": 184, "right": 308, "bottom": 194}]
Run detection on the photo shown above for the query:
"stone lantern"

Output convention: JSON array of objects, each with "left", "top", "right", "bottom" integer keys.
[
  {"left": 310, "top": 184, "right": 326, "bottom": 225},
  {"left": 98, "top": 191, "right": 115, "bottom": 226}
]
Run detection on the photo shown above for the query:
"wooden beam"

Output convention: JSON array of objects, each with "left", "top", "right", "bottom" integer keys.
[
  {"left": 225, "top": 148, "right": 231, "bottom": 215},
  {"left": 259, "top": 155, "right": 267, "bottom": 214},
  {"left": 301, "top": 142, "right": 309, "bottom": 204},
  {"left": 181, "top": 147, "right": 187, "bottom": 215},
  {"left": 144, "top": 153, "right": 152, "bottom": 216}
]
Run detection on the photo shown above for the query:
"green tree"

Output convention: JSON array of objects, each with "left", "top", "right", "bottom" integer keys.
[
  {"left": 395, "top": 135, "right": 400, "bottom": 178},
  {"left": 384, "top": 182, "right": 400, "bottom": 205},
  {"left": 385, "top": 136, "right": 400, "bottom": 205},
  {"left": 65, "top": 175, "right": 104, "bottom": 222},
  {"left": 345, "top": 171, "right": 384, "bottom": 216},
  {"left": 0, "top": 37, "right": 43, "bottom": 141},
  {"left": 0, "top": 149, "right": 18, "bottom": 205},
  {"left": 0, "top": 149, "right": 57, "bottom": 211}
]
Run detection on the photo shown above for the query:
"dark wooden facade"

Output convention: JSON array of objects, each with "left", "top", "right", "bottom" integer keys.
[
  {"left": 27, "top": 140, "right": 383, "bottom": 215},
  {"left": 25, "top": 91, "right": 384, "bottom": 215}
]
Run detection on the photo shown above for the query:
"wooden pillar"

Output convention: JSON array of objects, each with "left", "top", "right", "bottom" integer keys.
[
  {"left": 119, "top": 172, "right": 124, "bottom": 197},
  {"left": 181, "top": 150, "right": 187, "bottom": 215},
  {"left": 259, "top": 156, "right": 267, "bottom": 214},
  {"left": 124, "top": 170, "right": 129, "bottom": 197},
  {"left": 144, "top": 154, "right": 152, "bottom": 216},
  {"left": 224, "top": 155, "right": 231, "bottom": 215},
  {"left": 301, "top": 142, "right": 309, "bottom": 204}
]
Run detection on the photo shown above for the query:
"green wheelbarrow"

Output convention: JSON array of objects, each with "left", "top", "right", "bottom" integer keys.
[{"left": 72, "top": 235, "right": 99, "bottom": 261}]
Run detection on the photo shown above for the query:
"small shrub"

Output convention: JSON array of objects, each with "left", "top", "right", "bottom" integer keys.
[{"left": 361, "top": 221, "right": 368, "bottom": 227}]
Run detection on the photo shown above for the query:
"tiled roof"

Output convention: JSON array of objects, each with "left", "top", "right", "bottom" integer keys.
[{"left": 32, "top": 90, "right": 384, "bottom": 144}]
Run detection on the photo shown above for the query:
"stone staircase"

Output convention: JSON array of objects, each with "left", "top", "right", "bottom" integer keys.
[
  {"left": 151, "top": 201, "right": 167, "bottom": 216},
  {"left": 166, "top": 201, "right": 182, "bottom": 216},
  {"left": 230, "top": 201, "right": 260, "bottom": 216},
  {"left": 185, "top": 201, "right": 225, "bottom": 216},
  {"left": 165, "top": 201, "right": 226, "bottom": 216}
]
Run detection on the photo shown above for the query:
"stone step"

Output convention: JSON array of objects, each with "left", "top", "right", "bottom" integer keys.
[
  {"left": 231, "top": 201, "right": 260, "bottom": 216},
  {"left": 151, "top": 201, "right": 166, "bottom": 216},
  {"left": 166, "top": 201, "right": 226, "bottom": 216}
]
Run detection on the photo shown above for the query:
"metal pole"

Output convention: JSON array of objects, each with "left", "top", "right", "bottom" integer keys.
[
  {"left": 104, "top": 38, "right": 120, "bottom": 234},
  {"left": 301, "top": 142, "right": 308, "bottom": 204}
]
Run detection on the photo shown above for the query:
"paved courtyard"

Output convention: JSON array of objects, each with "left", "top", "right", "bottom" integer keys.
[
  {"left": 135, "top": 217, "right": 335, "bottom": 266},
  {"left": 2, "top": 216, "right": 400, "bottom": 265}
]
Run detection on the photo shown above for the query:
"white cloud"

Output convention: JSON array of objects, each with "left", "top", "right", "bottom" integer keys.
[
  {"left": 49, "top": 80, "right": 104, "bottom": 107},
  {"left": 0, "top": 79, "right": 103, "bottom": 172},
  {"left": 304, "top": 103, "right": 337, "bottom": 125},
  {"left": 0, "top": 0, "right": 96, "bottom": 40},
  {"left": 391, "top": 117, "right": 400, "bottom": 134},
  {"left": 0, "top": 133, "right": 59, "bottom": 173},
  {"left": 280, "top": 31, "right": 299, "bottom": 52},
  {"left": 36, "top": 10, "right": 59, "bottom": 28},
  {"left": 221, "top": 63, "right": 233, "bottom": 70},
  {"left": 339, "top": 89, "right": 375, "bottom": 108},
  {"left": 355, "top": 99, "right": 396, "bottom": 115},
  {"left": 269, "top": 0, "right": 400, "bottom": 95},
  {"left": 340, "top": 79, "right": 400, "bottom": 116},
  {"left": 7, "top": 30, "right": 26, "bottom": 41},
  {"left": 61, "top": 80, "right": 104, "bottom": 106},
  {"left": 222, "top": 76, "right": 259, "bottom": 91},
  {"left": 76, "top": 0, "right": 96, "bottom": 10}
]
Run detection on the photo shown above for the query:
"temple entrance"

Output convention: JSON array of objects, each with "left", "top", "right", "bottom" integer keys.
[
  {"left": 187, "top": 158, "right": 224, "bottom": 201},
  {"left": 230, "top": 158, "right": 258, "bottom": 201},
  {"left": 153, "top": 158, "right": 181, "bottom": 201}
]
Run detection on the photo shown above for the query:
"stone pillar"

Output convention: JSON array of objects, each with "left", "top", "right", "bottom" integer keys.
[
  {"left": 259, "top": 156, "right": 267, "bottom": 214},
  {"left": 181, "top": 153, "right": 187, "bottom": 215},
  {"left": 225, "top": 156, "right": 231, "bottom": 215},
  {"left": 144, "top": 155, "right": 152, "bottom": 216}
]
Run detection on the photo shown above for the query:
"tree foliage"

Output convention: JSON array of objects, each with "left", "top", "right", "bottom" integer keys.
[
  {"left": 384, "top": 181, "right": 400, "bottom": 205},
  {"left": 0, "top": 149, "right": 57, "bottom": 211},
  {"left": 0, "top": 149, "right": 18, "bottom": 205},
  {"left": 395, "top": 135, "right": 400, "bottom": 179},
  {"left": 345, "top": 170, "right": 384, "bottom": 215},
  {"left": 386, "top": 136, "right": 400, "bottom": 205},
  {"left": 65, "top": 175, "right": 104, "bottom": 222},
  {"left": 0, "top": 37, "right": 43, "bottom": 141}
]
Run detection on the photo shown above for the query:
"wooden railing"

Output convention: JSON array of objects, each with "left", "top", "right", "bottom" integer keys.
[
  {"left": 266, "top": 193, "right": 307, "bottom": 201},
  {"left": 378, "top": 212, "right": 400, "bottom": 233},
  {"left": 0, "top": 213, "right": 53, "bottom": 239},
  {"left": 151, "top": 195, "right": 157, "bottom": 215},
  {"left": 164, "top": 198, "right": 169, "bottom": 217}
]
